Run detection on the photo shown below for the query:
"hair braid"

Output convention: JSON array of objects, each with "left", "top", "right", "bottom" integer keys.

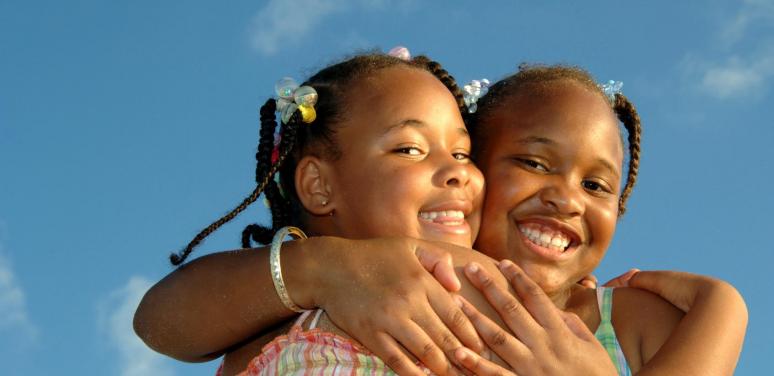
[
  {"left": 171, "top": 99, "right": 293, "bottom": 265},
  {"left": 613, "top": 93, "right": 641, "bottom": 215},
  {"left": 175, "top": 52, "right": 467, "bottom": 263},
  {"left": 413, "top": 56, "right": 467, "bottom": 115},
  {"left": 240, "top": 112, "right": 303, "bottom": 248}
]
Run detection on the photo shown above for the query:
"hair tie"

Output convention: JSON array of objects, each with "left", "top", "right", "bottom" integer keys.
[
  {"left": 600, "top": 80, "right": 623, "bottom": 103},
  {"left": 274, "top": 77, "right": 318, "bottom": 124},
  {"left": 387, "top": 45, "right": 411, "bottom": 61},
  {"left": 463, "top": 78, "right": 490, "bottom": 113}
]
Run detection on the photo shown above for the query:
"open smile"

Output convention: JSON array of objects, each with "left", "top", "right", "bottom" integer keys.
[
  {"left": 516, "top": 220, "right": 581, "bottom": 260},
  {"left": 418, "top": 209, "right": 471, "bottom": 234}
]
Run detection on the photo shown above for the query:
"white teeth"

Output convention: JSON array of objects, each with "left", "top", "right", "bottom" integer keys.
[
  {"left": 518, "top": 225, "right": 571, "bottom": 251},
  {"left": 419, "top": 210, "right": 465, "bottom": 223}
]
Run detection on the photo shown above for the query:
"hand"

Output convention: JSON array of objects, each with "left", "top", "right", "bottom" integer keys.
[
  {"left": 578, "top": 273, "right": 599, "bottom": 289},
  {"left": 454, "top": 260, "right": 617, "bottom": 376},
  {"left": 602, "top": 268, "right": 640, "bottom": 288},
  {"left": 308, "top": 237, "right": 483, "bottom": 376}
]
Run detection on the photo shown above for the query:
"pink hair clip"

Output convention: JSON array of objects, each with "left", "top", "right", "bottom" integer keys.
[{"left": 387, "top": 46, "right": 411, "bottom": 61}]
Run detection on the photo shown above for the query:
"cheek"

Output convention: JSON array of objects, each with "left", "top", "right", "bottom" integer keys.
[
  {"left": 476, "top": 169, "right": 524, "bottom": 256},
  {"left": 589, "top": 203, "right": 619, "bottom": 252}
]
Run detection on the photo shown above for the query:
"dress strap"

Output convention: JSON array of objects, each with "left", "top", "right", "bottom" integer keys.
[
  {"left": 594, "top": 287, "right": 632, "bottom": 376},
  {"left": 308, "top": 309, "right": 325, "bottom": 329},
  {"left": 596, "top": 286, "right": 613, "bottom": 323},
  {"left": 293, "top": 309, "right": 315, "bottom": 327}
]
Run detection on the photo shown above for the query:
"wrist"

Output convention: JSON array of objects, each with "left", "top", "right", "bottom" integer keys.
[{"left": 280, "top": 238, "right": 318, "bottom": 311}]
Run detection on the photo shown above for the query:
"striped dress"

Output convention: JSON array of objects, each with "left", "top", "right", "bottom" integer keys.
[
  {"left": 224, "top": 289, "right": 631, "bottom": 375},
  {"left": 593, "top": 287, "right": 632, "bottom": 376},
  {"left": 238, "top": 310, "right": 428, "bottom": 375}
]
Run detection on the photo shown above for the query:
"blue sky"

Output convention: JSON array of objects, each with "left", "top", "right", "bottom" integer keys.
[{"left": 1, "top": 0, "right": 772, "bottom": 374}]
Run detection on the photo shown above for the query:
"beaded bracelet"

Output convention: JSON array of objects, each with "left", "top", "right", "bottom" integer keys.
[{"left": 270, "top": 226, "right": 309, "bottom": 313}]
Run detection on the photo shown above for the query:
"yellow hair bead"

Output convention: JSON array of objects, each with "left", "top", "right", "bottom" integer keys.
[{"left": 299, "top": 105, "right": 316, "bottom": 123}]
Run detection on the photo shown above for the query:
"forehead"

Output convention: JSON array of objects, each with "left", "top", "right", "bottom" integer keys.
[
  {"left": 480, "top": 81, "right": 623, "bottom": 163},
  {"left": 342, "top": 66, "right": 463, "bottom": 129}
]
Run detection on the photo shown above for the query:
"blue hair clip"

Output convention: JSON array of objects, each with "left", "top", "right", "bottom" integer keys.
[
  {"left": 600, "top": 80, "right": 623, "bottom": 103},
  {"left": 463, "top": 78, "right": 490, "bottom": 113}
]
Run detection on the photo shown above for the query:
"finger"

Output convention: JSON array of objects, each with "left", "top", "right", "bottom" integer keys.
[
  {"left": 463, "top": 262, "right": 539, "bottom": 341},
  {"left": 578, "top": 274, "right": 598, "bottom": 288},
  {"left": 390, "top": 319, "right": 460, "bottom": 375},
  {"left": 425, "top": 289, "right": 484, "bottom": 354},
  {"left": 559, "top": 311, "right": 596, "bottom": 342},
  {"left": 497, "top": 260, "right": 564, "bottom": 331},
  {"left": 602, "top": 268, "right": 640, "bottom": 287},
  {"left": 457, "top": 295, "right": 531, "bottom": 368},
  {"left": 371, "top": 332, "right": 427, "bottom": 376},
  {"left": 455, "top": 347, "right": 517, "bottom": 376},
  {"left": 416, "top": 243, "right": 461, "bottom": 292}
]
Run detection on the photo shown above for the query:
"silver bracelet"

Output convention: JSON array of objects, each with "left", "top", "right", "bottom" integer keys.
[{"left": 270, "top": 226, "right": 308, "bottom": 313}]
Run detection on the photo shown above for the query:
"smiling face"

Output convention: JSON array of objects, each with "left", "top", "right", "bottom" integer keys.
[
  {"left": 473, "top": 80, "right": 623, "bottom": 296},
  {"left": 319, "top": 67, "right": 483, "bottom": 247}
]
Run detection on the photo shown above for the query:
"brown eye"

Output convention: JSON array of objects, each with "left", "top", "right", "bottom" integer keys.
[
  {"left": 394, "top": 147, "right": 423, "bottom": 156},
  {"left": 453, "top": 152, "right": 470, "bottom": 161},
  {"left": 582, "top": 180, "right": 613, "bottom": 194},
  {"left": 516, "top": 158, "right": 549, "bottom": 172}
]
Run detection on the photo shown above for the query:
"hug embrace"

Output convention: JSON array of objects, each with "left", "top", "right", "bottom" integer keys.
[{"left": 134, "top": 47, "right": 747, "bottom": 375}]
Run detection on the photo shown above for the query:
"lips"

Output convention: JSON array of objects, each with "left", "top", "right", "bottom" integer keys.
[
  {"left": 417, "top": 200, "right": 474, "bottom": 239},
  {"left": 515, "top": 218, "right": 582, "bottom": 260},
  {"left": 418, "top": 210, "right": 465, "bottom": 225},
  {"left": 519, "top": 223, "right": 570, "bottom": 251}
]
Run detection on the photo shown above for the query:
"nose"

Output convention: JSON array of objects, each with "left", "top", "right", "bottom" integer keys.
[
  {"left": 538, "top": 178, "right": 584, "bottom": 216},
  {"left": 434, "top": 154, "right": 472, "bottom": 189}
]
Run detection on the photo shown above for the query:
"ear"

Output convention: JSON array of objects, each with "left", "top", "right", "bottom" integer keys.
[{"left": 295, "top": 155, "right": 334, "bottom": 216}]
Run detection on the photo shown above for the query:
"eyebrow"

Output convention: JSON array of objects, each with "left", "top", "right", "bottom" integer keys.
[
  {"left": 384, "top": 118, "right": 469, "bottom": 136},
  {"left": 517, "top": 136, "right": 621, "bottom": 179},
  {"left": 596, "top": 158, "right": 621, "bottom": 180},
  {"left": 516, "top": 136, "right": 556, "bottom": 145}
]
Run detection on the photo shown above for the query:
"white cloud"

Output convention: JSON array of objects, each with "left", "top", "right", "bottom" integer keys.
[
  {"left": 683, "top": 0, "right": 774, "bottom": 99},
  {"left": 697, "top": 51, "right": 774, "bottom": 99},
  {"left": 0, "top": 252, "right": 38, "bottom": 345},
  {"left": 720, "top": 0, "right": 774, "bottom": 45},
  {"left": 98, "top": 276, "right": 176, "bottom": 376},
  {"left": 248, "top": 0, "right": 417, "bottom": 55},
  {"left": 249, "top": 0, "right": 344, "bottom": 55}
]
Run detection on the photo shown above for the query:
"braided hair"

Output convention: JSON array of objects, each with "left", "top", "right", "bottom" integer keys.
[
  {"left": 170, "top": 52, "right": 468, "bottom": 265},
  {"left": 469, "top": 64, "right": 642, "bottom": 216}
]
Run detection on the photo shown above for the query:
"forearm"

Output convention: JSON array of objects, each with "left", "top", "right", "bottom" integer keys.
[
  {"left": 637, "top": 277, "right": 748, "bottom": 375},
  {"left": 133, "top": 239, "right": 319, "bottom": 362}
]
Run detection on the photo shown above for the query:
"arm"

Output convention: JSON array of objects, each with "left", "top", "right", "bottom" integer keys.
[
  {"left": 607, "top": 271, "right": 748, "bottom": 375},
  {"left": 133, "top": 243, "right": 299, "bottom": 362},
  {"left": 133, "top": 236, "right": 483, "bottom": 374}
]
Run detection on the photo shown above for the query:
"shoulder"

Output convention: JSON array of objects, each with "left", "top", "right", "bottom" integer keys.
[{"left": 611, "top": 287, "right": 684, "bottom": 370}]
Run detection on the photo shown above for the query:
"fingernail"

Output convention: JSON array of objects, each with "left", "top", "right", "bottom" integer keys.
[
  {"left": 453, "top": 294, "right": 464, "bottom": 308},
  {"left": 457, "top": 296, "right": 472, "bottom": 315},
  {"left": 455, "top": 347, "right": 471, "bottom": 362},
  {"left": 466, "top": 262, "right": 479, "bottom": 274}
]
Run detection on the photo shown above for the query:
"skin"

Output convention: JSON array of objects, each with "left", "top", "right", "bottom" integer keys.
[
  {"left": 304, "top": 66, "right": 483, "bottom": 247},
  {"left": 471, "top": 81, "right": 684, "bottom": 372},
  {"left": 474, "top": 80, "right": 622, "bottom": 305},
  {"left": 135, "top": 73, "right": 747, "bottom": 376},
  {"left": 219, "top": 66, "right": 515, "bottom": 375},
  {"left": 450, "top": 81, "right": 745, "bottom": 375}
]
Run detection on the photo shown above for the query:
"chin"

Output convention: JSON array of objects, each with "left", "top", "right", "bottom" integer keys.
[{"left": 517, "top": 264, "right": 569, "bottom": 295}]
